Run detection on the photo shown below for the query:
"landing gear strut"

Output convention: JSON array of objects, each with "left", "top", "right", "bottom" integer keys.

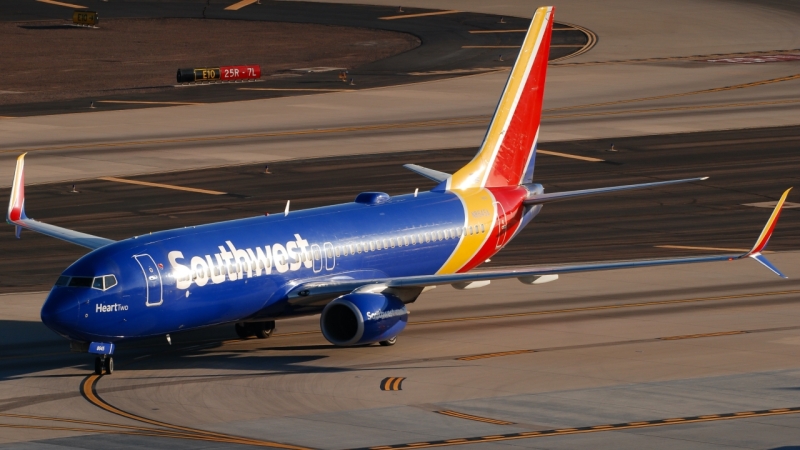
[
  {"left": 94, "top": 355, "right": 114, "bottom": 375},
  {"left": 235, "top": 321, "right": 276, "bottom": 339}
]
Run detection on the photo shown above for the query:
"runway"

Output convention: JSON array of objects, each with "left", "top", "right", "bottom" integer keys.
[
  {"left": 2, "top": 0, "right": 800, "bottom": 449},
  {"left": 2, "top": 124, "right": 800, "bottom": 448}
]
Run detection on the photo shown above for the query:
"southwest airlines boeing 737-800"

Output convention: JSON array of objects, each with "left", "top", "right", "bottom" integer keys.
[{"left": 6, "top": 7, "right": 791, "bottom": 375}]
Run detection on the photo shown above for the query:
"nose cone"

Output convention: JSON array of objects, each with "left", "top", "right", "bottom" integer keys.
[{"left": 41, "top": 289, "right": 80, "bottom": 337}]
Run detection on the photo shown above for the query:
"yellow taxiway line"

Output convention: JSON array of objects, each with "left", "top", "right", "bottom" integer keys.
[
  {"left": 436, "top": 410, "right": 515, "bottom": 425},
  {"left": 468, "top": 29, "right": 526, "bottom": 34},
  {"left": 655, "top": 245, "right": 774, "bottom": 253},
  {"left": 36, "top": 0, "right": 87, "bottom": 8},
  {"left": 380, "top": 10, "right": 459, "bottom": 20},
  {"left": 238, "top": 88, "right": 352, "bottom": 92},
  {"left": 97, "top": 177, "right": 227, "bottom": 195},
  {"left": 538, "top": 149, "right": 604, "bottom": 162},
  {"left": 96, "top": 100, "right": 202, "bottom": 106},
  {"left": 544, "top": 73, "right": 800, "bottom": 113},
  {"left": 360, "top": 406, "right": 800, "bottom": 449},
  {"left": 81, "top": 375, "right": 310, "bottom": 449},
  {"left": 462, "top": 45, "right": 520, "bottom": 49},
  {"left": 225, "top": 0, "right": 258, "bottom": 10}
]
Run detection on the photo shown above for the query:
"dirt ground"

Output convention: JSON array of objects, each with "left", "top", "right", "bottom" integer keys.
[{"left": 0, "top": 18, "right": 420, "bottom": 105}]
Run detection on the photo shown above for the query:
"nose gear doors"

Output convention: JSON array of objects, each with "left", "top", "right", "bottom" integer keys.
[{"left": 134, "top": 254, "right": 163, "bottom": 306}]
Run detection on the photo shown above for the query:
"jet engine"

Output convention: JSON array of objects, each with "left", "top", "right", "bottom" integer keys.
[{"left": 320, "top": 292, "right": 408, "bottom": 346}]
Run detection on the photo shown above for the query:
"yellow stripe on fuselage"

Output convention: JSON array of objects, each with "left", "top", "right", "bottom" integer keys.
[
  {"left": 437, "top": 188, "right": 497, "bottom": 274},
  {"left": 448, "top": 7, "right": 550, "bottom": 190}
]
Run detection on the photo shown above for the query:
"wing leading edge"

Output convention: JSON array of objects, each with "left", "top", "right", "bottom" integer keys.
[
  {"left": 288, "top": 188, "right": 792, "bottom": 302},
  {"left": 6, "top": 154, "right": 115, "bottom": 250}
]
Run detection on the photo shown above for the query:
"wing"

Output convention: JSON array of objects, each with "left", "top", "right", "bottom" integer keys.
[
  {"left": 287, "top": 188, "right": 791, "bottom": 304},
  {"left": 6, "top": 153, "right": 115, "bottom": 250}
]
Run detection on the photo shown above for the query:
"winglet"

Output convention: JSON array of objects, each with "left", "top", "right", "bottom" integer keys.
[
  {"left": 741, "top": 187, "right": 792, "bottom": 278},
  {"left": 7, "top": 153, "right": 28, "bottom": 226},
  {"left": 747, "top": 188, "right": 791, "bottom": 256}
]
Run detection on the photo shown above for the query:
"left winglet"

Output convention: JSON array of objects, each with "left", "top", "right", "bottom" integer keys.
[
  {"left": 7, "top": 153, "right": 115, "bottom": 250},
  {"left": 739, "top": 187, "right": 792, "bottom": 278},
  {"left": 7, "top": 153, "right": 27, "bottom": 225}
]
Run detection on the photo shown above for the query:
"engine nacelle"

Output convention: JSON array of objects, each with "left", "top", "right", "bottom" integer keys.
[{"left": 320, "top": 292, "right": 408, "bottom": 346}]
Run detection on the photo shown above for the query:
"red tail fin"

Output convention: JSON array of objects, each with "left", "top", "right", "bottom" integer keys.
[{"left": 449, "top": 6, "right": 553, "bottom": 190}]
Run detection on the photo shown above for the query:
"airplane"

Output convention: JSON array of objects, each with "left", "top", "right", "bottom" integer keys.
[{"left": 6, "top": 6, "right": 791, "bottom": 375}]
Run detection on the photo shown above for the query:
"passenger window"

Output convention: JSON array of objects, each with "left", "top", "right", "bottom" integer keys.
[
  {"left": 389, "top": 238, "right": 395, "bottom": 248},
  {"left": 357, "top": 244, "right": 363, "bottom": 254},
  {"left": 437, "top": 230, "right": 443, "bottom": 241},
  {"left": 376, "top": 240, "right": 383, "bottom": 250},
  {"left": 369, "top": 241, "right": 375, "bottom": 252},
  {"left": 481, "top": 224, "right": 486, "bottom": 233},
  {"left": 326, "top": 247, "right": 333, "bottom": 258},
  {"left": 418, "top": 233, "right": 424, "bottom": 243},
  {"left": 335, "top": 247, "right": 341, "bottom": 257},
  {"left": 314, "top": 248, "right": 321, "bottom": 260},
  {"left": 104, "top": 275, "right": 118, "bottom": 289},
  {"left": 404, "top": 236, "right": 410, "bottom": 246},
  {"left": 410, "top": 235, "right": 417, "bottom": 245},
  {"left": 92, "top": 278, "right": 104, "bottom": 290},
  {"left": 425, "top": 232, "right": 430, "bottom": 243},
  {"left": 55, "top": 276, "right": 70, "bottom": 287},
  {"left": 456, "top": 227, "right": 462, "bottom": 236}
]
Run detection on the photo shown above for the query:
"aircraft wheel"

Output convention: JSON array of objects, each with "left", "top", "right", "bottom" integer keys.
[
  {"left": 379, "top": 336, "right": 397, "bottom": 346},
  {"left": 234, "top": 323, "right": 250, "bottom": 339},
  {"left": 254, "top": 321, "right": 275, "bottom": 339},
  {"left": 104, "top": 356, "right": 114, "bottom": 375},
  {"left": 94, "top": 357, "right": 103, "bottom": 375}
]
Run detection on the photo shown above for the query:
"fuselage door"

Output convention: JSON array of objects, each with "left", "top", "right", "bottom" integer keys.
[
  {"left": 495, "top": 202, "right": 508, "bottom": 249},
  {"left": 134, "top": 254, "right": 163, "bottom": 307},
  {"left": 311, "top": 244, "right": 323, "bottom": 273},
  {"left": 323, "top": 242, "right": 336, "bottom": 270}
]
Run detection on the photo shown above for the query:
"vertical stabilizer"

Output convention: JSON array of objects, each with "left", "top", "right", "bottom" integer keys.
[{"left": 449, "top": 6, "right": 554, "bottom": 190}]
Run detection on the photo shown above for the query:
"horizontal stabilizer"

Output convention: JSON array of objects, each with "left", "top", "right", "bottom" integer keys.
[
  {"left": 403, "top": 164, "right": 450, "bottom": 183},
  {"left": 523, "top": 177, "right": 708, "bottom": 205}
]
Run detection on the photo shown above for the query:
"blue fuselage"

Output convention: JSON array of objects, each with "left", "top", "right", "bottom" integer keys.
[{"left": 41, "top": 191, "right": 473, "bottom": 343}]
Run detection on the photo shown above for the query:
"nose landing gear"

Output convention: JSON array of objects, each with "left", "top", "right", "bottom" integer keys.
[
  {"left": 94, "top": 355, "right": 113, "bottom": 375},
  {"left": 235, "top": 321, "right": 276, "bottom": 339}
]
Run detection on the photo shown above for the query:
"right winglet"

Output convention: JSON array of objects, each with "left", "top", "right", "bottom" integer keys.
[{"left": 739, "top": 187, "right": 792, "bottom": 278}]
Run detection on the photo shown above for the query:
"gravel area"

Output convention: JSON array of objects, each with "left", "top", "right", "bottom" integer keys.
[{"left": 1, "top": 18, "right": 420, "bottom": 105}]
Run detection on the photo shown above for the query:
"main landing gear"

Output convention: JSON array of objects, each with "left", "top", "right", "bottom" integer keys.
[
  {"left": 235, "top": 321, "right": 275, "bottom": 339},
  {"left": 94, "top": 355, "right": 113, "bottom": 375}
]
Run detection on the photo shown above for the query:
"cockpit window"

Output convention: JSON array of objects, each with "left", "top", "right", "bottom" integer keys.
[
  {"left": 58, "top": 274, "right": 118, "bottom": 290},
  {"left": 103, "top": 275, "right": 118, "bottom": 290},
  {"left": 68, "top": 277, "right": 94, "bottom": 288}
]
